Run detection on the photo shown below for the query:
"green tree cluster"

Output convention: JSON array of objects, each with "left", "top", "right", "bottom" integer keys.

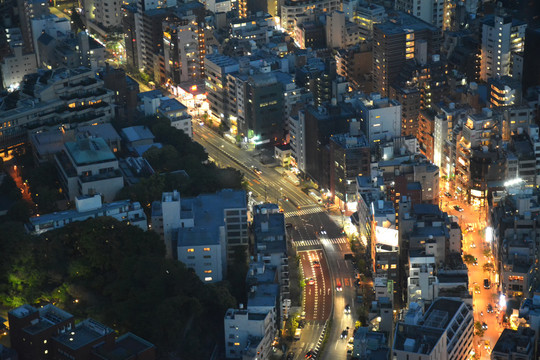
[{"left": 0, "top": 218, "right": 236, "bottom": 358}]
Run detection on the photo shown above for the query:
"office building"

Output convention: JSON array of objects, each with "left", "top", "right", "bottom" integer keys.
[
  {"left": 55, "top": 137, "right": 124, "bottom": 202},
  {"left": 480, "top": 12, "right": 526, "bottom": 82},
  {"left": 325, "top": 11, "right": 361, "bottom": 49},
  {"left": 335, "top": 42, "right": 372, "bottom": 91},
  {"left": 373, "top": 12, "right": 441, "bottom": 97},
  {"left": 344, "top": 1, "right": 386, "bottom": 41},
  {"left": 392, "top": 298, "right": 473, "bottom": 360},
  {"left": 27, "top": 194, "right": 147, "bottom": 234}
]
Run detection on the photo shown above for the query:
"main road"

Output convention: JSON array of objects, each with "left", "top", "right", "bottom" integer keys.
[{"left": 193, "top": 123, "right": 356, "bottom": 359}]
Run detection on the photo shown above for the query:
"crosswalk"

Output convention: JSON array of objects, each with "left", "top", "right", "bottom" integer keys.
[
  {"left": 285, "top": 206, "right": 325, "bottom": 218},
  {"left": 294, "top": 237, "right": 347, "bottom": 247}
]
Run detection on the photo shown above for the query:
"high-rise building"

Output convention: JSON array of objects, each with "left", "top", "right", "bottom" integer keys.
[
  {"left": 373, "top": 12, "right": 441, "bottom": 97},
  {"left": 163, "top": 17, "right": 206, "bottom": 86},
  {"left": 83, "top": 0, "right": 123, "bottom": 29},
  {"left": 480, "top": 11, "right": 526, "bottom": 82},
  {"left": 352, "top": 92, "right": 402, "bottom": 145},
  {"left": 395, "top": 0, "right": 445, "bottom": 28},
  {"left": 204, "top": 53, "right": 239, "bottom": 123}
]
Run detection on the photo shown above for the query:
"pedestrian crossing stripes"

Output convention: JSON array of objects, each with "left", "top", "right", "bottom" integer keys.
[
  {"left": 285, "top": 207, "right": 324, "bottom": 218},
  {"left": 294, "top": 238, "right": 347, "bottom": 247}
]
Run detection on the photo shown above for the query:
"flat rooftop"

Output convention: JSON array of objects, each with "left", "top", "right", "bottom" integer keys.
[
  {"left": 53, "top": 319, "right": 113, "bottom": 350},
  {"left": 65, "top": 137, "right": 116, "bottom": 166}
]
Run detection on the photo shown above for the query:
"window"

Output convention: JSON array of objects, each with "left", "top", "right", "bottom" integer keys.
[
  {"left": 204, "top": 270, "right": 212, "bottom": 273},
  {"left": 204, "top": 277, "right": 213, "bottom": 281},
  {"left": 187, "top": 248, "right": 194, "bottom": 252},
  {"left": 203, "top": 247, "right": 211, "bottom": 251}
]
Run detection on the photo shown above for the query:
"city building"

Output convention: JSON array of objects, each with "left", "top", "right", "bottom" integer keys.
[
  {"left": 488, "top": 76, "right": 522, "bottom": 108},
  {"left": 392, "top": 298, "right": 473, "bottom": 360},
  {"left": 335, "top": 43, "right": 372, "bottom": 92},
  {"left": 205, "top": 53, "right": 239, "bottom": 124},
  {"left": 395, "top": 0, "right": 445, "bottom": 28},
  {"left": 329, "top": 130, "right": 370, "bottom": 210},
  {"left": 162, "top": 16, "right": 206, "bottom": 86},
  {"left": 0, "top": 67, "right": 114, "bottom": 153},
  {"left": 151, "top": 189, "right": 247, "bottom": 261},
  {"left": 26, "top": 194, "right": 147, "bottom": 234},
  {"left": 157, "top": 98, "right": 193, "bottom": 137},
  {"left": 280, "top": 0, "right": 341, "bottom": 31},
  {"left": 491, "top": 327, "right": 536, "bottom": 360},
  {"left": 177, "top": 226, "right": 226, "bottom": 282},
  {"left": 343, "top": 0, "right": 386, "bottom": 41},
  {"left": 224, "top": 308, "right": 275, "bottom": 360},
  {"left": 372, "top": 12, "right": 441, "bottom": 97},
  {"left": 480, "top": 11, "right": 526, "bottom": 82},
  {"left": 8, "top": 304, "right": 155, "bottom": 360},
  {"left": 325, "top": 11, "right": 360, "bottom": 49},
  {"left": 55, "top": 137, "right": 124, "bottom": 202},
  {"left": 1, "top": 42, "right": 36, "bottom": 90},
  {"left": 407, "top": 250, "right": 438, "bottom": 306},
  {"left": 350, "top": 92, "right": 401, "bottom": 145},
  {"left": 82, "top": 0, "right": 123, "bottom": 29},
  {"left": 522, "top": 27, "right": 540, "bottom": 92},
  {"left": 352, "top": 327, "right": 389, "bottom": 359}
]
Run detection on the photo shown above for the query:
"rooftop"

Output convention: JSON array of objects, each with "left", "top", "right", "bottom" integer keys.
[
  {"left": 375, "top": 11, "right": 438, "bottom": 35},
  {"left": 53, "top": 319, "right": 113, "bottom": 350},
  {"left": 158, "top": 97, "right": 188, "bottom": 113},
  {"left": 492, "top": 327, "right": 535, "bottom": 355},
  {"left": 92, "top": 333, "right": 155, "bottom": 360},
  {"left": 65, "top": 137, "right": 116, "bottom": 166},
  {"left": 121, "top": 126, "right": 155, "bottom": 143},
  {"left": 177, "top": 226, "right": 220, "bottom": 246}
]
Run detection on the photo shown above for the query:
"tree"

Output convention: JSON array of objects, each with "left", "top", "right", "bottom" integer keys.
[
  {"left": 463, "top": 254, "right": 476, "bottom": 265},
  {"left": 483, "top": 262, "right": 494, "bottom": 273},
  {"left": 474, "top": 321, "right": 485, "bottom": 337}
]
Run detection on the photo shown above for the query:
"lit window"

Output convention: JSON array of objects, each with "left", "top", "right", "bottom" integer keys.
[
  {"left": 204, "top": 277, "right": 213, "bottom": 281},
  {"left": 204, "top": 270, "right": 212, "bottom": 273},
  {"left": 203, "top": 247, "right": 211, "bottom": 251},
  {"left": 187, "top": 248, "right": 194, "bottom": 252},
  {"left": 234, "top": 342, "right": 240, "bottom": 346}
]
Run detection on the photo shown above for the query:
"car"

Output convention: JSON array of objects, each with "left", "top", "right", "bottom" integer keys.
[
  {"left": 484, "top": 279, "right": 491, "bottom": 289},
  {"left": 283, "top": 196, "right": 289, "bottom": 201},
  {"left": 313, "top": 260, "right": 320, "bottom": 268},
  {"left": 305, "top": 350, "right": 314, "bottom": 359},
  {"left": 487, "top": 304, "right": 493, "bottom": 313},
  {"left": 444, "top": 192, "right": 452, "bottom": 198},
  {"left": 480, "top": 311, "right": 483, "bottom": 316},
  {"left": 454, "top": 205, "right": 464, "bottom": 212},
  {"left": 474, "top": 285, "right": 481, "bottom": 294},
  {"left": 344, "top": 304, "right": 351, "bottom": 314},
  {"left": 482, "top": 322, "right": 488, "bottom": 330},
  {"left": 306, "top": 278, "right": 315, "bottom": 285},
  {"left": 198, "top": 121, "right": 204, "bottom": 126},
  {"left": 253, "top": 167, "right": 262, "bottom": 175},
  {"left": 341, "top": 329, "right": 348, "bottom": 339},
  {"left": 336, "top": 280, "right": 342, "bottom": 292},
  {"left": 484, "top": 340, "right": 491, "bottom": 351}
]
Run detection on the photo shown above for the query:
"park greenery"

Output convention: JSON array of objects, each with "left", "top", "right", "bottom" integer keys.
[
  {"left": 115, "top": 116, "right": 244, "bottom": 205},
  {"left": 0, "top": 218, "right": 236, "bottom": 359}
]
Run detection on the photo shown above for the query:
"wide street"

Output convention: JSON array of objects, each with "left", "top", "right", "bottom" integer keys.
[{"left": 193, "top": 122, "right": 356, "bottom": 359}]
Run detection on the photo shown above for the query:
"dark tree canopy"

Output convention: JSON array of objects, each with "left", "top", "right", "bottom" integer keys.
[{"left": 0, "top": 218, "right": 236, "bottom": 358}]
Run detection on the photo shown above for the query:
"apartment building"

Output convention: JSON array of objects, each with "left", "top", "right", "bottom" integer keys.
[
  {"left": 407, "top": 251, "right": 438, "bottom": 306},
  {"left": 152, "top": 189, "right": 247, "bottom": 264},
  {"left": 55, "top": 137, "right": 124, "bottom": 202},
  {"left": 491, "top": 327, "right": 536, "bottom": 360},
  {"left": 343, "top": 0, "right": 386, "bottom": 40},
  {"left": 480, "top": 12, "right": 526, "bottom": 82},
  {"left": 392, "top": 298, "right": 473, "bottom": 360},
  {"left": 325, "top": 11, "right": 361, "bottom": 49},
  {"left": 0, "top": 67, "right": 114, "bottom": 153},
  {"left": 1, "top": 43, "right": 37, "bottom": 90},
  {"left": 224, "top": 308, "right": 274, "bottom": 360},
  {"left": 350, "top": 92, "right": 401, "bottom": 145},
  {"left": 162, "top": 16, "right": 206, "bottom": 86},
  {"left": 157, "top": 98, "right": 193, "bottom": 137},
  {"left": 395, "top": 0, "right": 445, "bottom": 28},
  {"left": 205, "top": 53, "right": 240, "bottom": 123},
  {"left": 373, "top": 12, "right": 441, "bottom": 97},
  {"left": 280, "top": 0, "right": 341, "bottom": 31},
  {"left": 27, "top": 194, "right": 147, "bottom": 234}
]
